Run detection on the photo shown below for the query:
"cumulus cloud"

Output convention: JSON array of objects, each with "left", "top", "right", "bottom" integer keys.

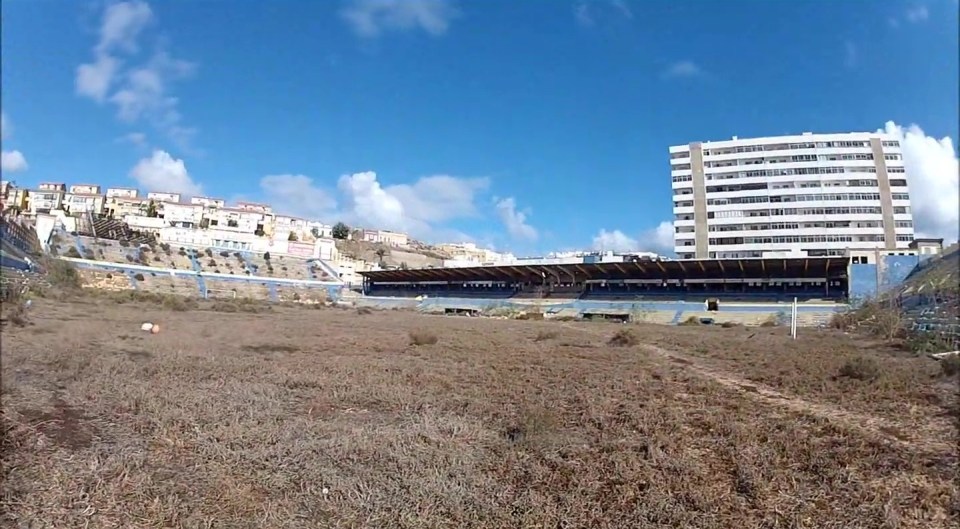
[
  {"left": 494, "top": 197, "right": 538, "bottom": 241},
  {"left": 1, "top": 150, "right": 28, "bottom": 172},
  {"left": 592, "top": 222, "right": 675, "bottom": 255},
  {"left": 129, "top": 149, "right": 202, "bottom": 197},
  {"left": 661, "top": 60, "right": 703, "bottom": 79},
  {"left": 881, "top": 121, "right": 959, "bottom": 243},
  {"left": 260, "top": 174, "right": 337, "bottom": 219},
  {"left": 76, "top": 1, "right": 197, "bottom": 149},
  {"left": 341, "top": 0, "right": 458, "bottom": 38},
  {"left": 592, "top": 229, "right": 637, "bottom": 252},
  {"left": 259, "top": 170, "right": 488, "bottom": 241}
]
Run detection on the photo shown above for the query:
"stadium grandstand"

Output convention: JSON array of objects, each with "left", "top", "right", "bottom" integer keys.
[{"left": 359, "top": 256, "right": 851, "bottom": 303}]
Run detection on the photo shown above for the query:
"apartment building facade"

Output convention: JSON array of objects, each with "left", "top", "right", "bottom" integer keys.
[
  {"left": 28, "top": 183, "right": 66, "bottom": 215},
  {"left": 669, "top": 132, "right": 914, "bottom": 259},
  {"left": 64, "top": 184, "right": 105, "bottom": 216}
]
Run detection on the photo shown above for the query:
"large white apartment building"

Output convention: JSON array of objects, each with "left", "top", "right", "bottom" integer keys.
[{"left": 669, "top": 131, "right": 914, "bottom": 259}]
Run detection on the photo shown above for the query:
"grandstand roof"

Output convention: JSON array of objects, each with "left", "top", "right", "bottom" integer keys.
[{"left": 360, "top": 257, "right": 849, "bottom": 283}]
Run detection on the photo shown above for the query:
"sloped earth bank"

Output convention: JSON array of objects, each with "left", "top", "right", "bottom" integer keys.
[{"left": 2, "top": 299, "right": 957, "bottom": 528}]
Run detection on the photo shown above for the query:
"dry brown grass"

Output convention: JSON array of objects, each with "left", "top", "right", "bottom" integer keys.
[
  {"left": 837, "top": 355, "right": 881, "bottom": 381},
  {"left": 533, "top": 329, "right": 558, "bottom": 342},
  {"left": 1, "top": 301, "right": 957, "bottom": 528},
  {"left": 408, "top": 329, "right": 438, "bottom": 346},
  {"left": 607, "top": 328, "right": 639, "bottom": 346}
]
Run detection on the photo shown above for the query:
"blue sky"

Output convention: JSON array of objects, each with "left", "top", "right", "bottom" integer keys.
[{"left": 2, "top": 0, "right": 958, "bottom": 255}]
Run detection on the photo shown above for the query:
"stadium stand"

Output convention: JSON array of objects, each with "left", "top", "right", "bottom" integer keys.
[{"left": 360, "top": 257, "right": 851, "bottom": 303}]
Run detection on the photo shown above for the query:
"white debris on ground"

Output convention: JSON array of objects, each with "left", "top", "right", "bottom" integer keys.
[{"left": 929, "top": 350, "right": 959, "bottom": 361}]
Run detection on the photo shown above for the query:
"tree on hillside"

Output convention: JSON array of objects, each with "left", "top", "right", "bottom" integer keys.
[
  {"left": 332, "top": 222, "right": 350, "bottom": 239},
  {"left": 310, "top": 227, "right": 320, "bottom": 239},
  {"left": 146, "top": 200, "right": 158, "bottom": 218},
  {"left": 375, "top": 248, "right": 386, "bottom": 265},
  {"left": 288, "top": 231, "right": 298, "bottom": 241}
]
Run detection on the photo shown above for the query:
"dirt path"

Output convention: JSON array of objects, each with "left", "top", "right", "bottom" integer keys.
[{"left": 562, "top": 323, "right": 957, "bottom": 455}]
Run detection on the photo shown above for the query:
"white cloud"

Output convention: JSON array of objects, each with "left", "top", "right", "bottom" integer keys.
[
  {"left": 1, "top": 150, "right": 28, "bottom": 172},
  {"left": 129, "top": 149, "right": 202, "bottom": 197},
  {"left": 341, "top": 0, "right": 458, "bottom": 38},
  {"left": 259, "top": 170, "right": 488, "bottom": 241},
  {"left": 592, "top": 229, "right": 637, "bottom": 252},
  {"left": 494, "top": 197, "right": 538, "bottom": 241},
  {"left": 260, "top": 174, "right": 337, "bottom": 218},
  {"left": 881, "top": 121, "right": 959, "bottom": 243},
  {"left": 591, "top": 222, "right": 675, "bottom": 255},
  {"left": 75, "top": 0, "right": 152, "bottom": 102},
  {"left": 643, "top": 221, "right": 676, "bottom": 255},
  {"left": 97, "top": 0, "right": 153, "bottom": 54},
  {"left": 110, "top": 51, "right": 195, "bottom": 124},
  {"left": 385, "top": 174, "right": 489, "bottom": 223},
  {"left": 905, "top": 5, "right": 929, "bottom": 23},
  {"left": 76, "top": 1, "right": 197, "bottom": 149},
  {"left": 75, "top": 54, "right": 120, "bottom": 102},
  {"left": 662, "top": 60, "right": 703, "bottom": 79}
]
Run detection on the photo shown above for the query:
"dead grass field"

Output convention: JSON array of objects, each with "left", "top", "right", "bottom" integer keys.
[{"left": 2, "top": 298, "right": 958, "bottom": 528}]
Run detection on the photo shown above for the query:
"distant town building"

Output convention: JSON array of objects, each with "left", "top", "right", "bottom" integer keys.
[{"left": 147, "top": 191, "right": 182, "bottom": 203}]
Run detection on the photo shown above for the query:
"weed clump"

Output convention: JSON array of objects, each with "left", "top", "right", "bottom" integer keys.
[
  {"left": 534, "top": 330, "right": 558, "bottom": 342},
  {"left": 44, "top": 258, "right": 82, "bottom": 290},
  {"left": 940, "top": 354, "right": 960, "bottom": 377},
  {"left": 356, "top": 306, "right": 373, "bottom": 315},
  {"left": 679, "top": 316, "right": 701, "bottom": 326},
  {"left": 837, "top": 355, "right": 881, "bottom": 381},
  {"left": 759, "top": 316, "right": 779, "bottom": 327},
  {"left": 608, "top": 328, "right": 638, "bottom": 347},
  {"left": 409, "top": 330, "right": 438, "bottom": 346}
]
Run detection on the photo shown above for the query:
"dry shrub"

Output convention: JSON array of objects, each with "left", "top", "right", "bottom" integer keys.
[
  {"left": 837, "top": 355, "right": 881, "bottom": 381},
  {"left": 356, "top": 306, "right": 373, "bottom": 315},
  {"left": 533, "top": 330, "right": 558, "bottom": 342},
  {"left": 409, "top": 330, "right": 438, "bottom": 346},
  {"left": 720, "top": 321, "right": 741, "bottom": 328},
  {"left": 211, "top": 299, "right": 267, "bottom": 314},
  {"left": 552, "top": 315, "right": 576, "bottom": 322},
  {"left": 838, "top": 302, "right": 906, "bottom": 340},
  {"left": 678, "top": 315, "right": 701, "bottom": 326},
  {"left": 608, "top": 328, "right": 638, "bottom": 347},
  {"left": 162, "top": 296, "right": 196, "bottom": 312},
  {"left": 759, "top": 315, "right": 779, "bottom": 327},
  {"left": 940, "top": 354, "right": 960, "bottom": 377},
  {"left": 44, "top": 258, "right": 82, "bottom": 291},
  {"left": 4, "top": 300, "right": 29, "bottom": 327},
  {"left": 830, "top": 311, "right": 857, "bottom": 330}
]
